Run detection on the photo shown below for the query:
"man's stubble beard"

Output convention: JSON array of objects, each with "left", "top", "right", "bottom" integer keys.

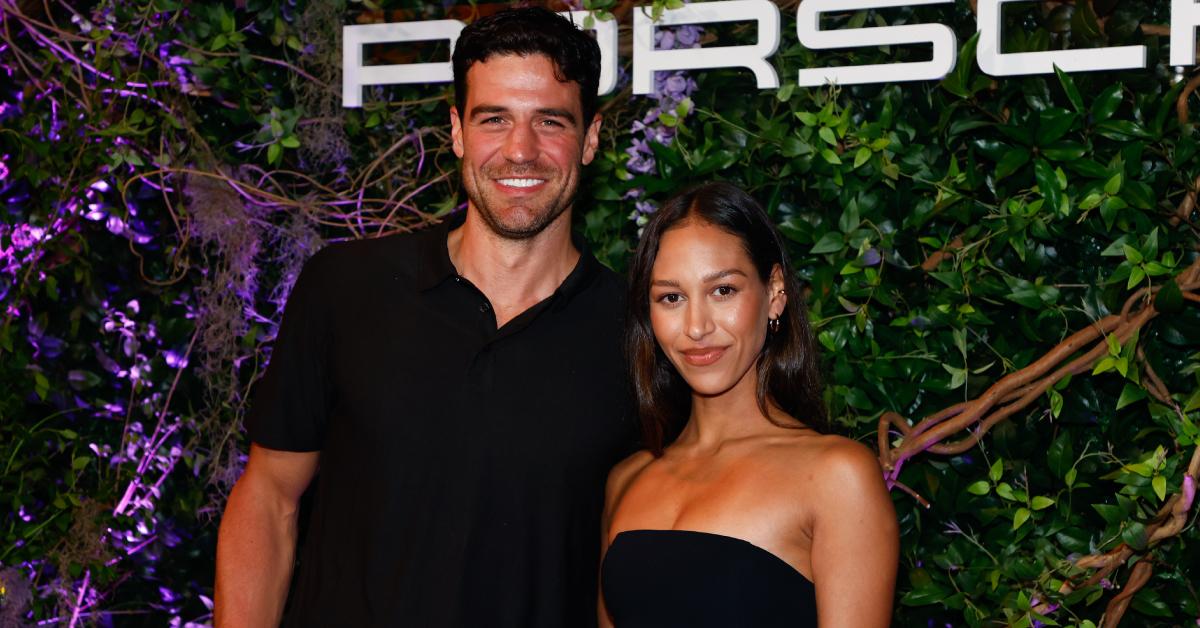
[{"left": 464, "top": 165, "right": 579, "bottom": 241}]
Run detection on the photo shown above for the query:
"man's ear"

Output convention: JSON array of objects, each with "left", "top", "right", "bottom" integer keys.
[
  {"left": 768, "top": 264, "right": 787, "bottom": 319},
  {"left": 581, "top": 113, "right": 602, "bottom": 165},
  {"left": 450, "top": 106, "right": 465, "bottom": 158}
]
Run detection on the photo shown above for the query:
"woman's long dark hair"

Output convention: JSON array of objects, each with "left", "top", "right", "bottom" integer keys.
[{"left": 626, "top": 182, "right": 828, "bottom": 455}]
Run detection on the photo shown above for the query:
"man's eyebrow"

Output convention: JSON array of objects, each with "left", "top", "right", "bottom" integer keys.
[
  {"left": 468, "top": 105, "right": 508, "bottom": 118},
  {"left": 537, "top": 108, "right": 577, "bottom": 125}
]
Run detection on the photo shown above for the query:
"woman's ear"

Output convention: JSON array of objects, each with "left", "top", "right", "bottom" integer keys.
[{"left": 768, "top": 264, "right": 787, "bottom": 319}]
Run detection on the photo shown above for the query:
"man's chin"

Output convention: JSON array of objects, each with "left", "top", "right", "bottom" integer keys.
[{"left": 472, "top": 198, "right": 571, "bottom": 239}]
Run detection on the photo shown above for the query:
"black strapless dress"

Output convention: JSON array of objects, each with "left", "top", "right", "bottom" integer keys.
[{"left": 600, "top": 529, "right": 818, "bottom": 627}]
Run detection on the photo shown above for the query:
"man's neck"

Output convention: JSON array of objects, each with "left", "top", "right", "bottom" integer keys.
[{"left": 446, "top": 208, "right": 580, "bottom": 328}]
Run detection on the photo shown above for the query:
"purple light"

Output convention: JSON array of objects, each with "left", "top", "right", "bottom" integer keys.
[
  {"left": 105, "top": 215, "right": 125, "bottom": 235},
  {"left": 163, "top": 350, "right": 187, "bottom": 369}
]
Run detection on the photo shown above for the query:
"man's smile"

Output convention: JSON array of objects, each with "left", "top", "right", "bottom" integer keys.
[{"left": 495, "top": 177, "right": 547, "bottom": 189}]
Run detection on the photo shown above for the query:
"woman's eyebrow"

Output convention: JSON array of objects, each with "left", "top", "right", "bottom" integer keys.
[
  {"left": 702, "top": 269, "right": 746, "bottom": 282},
  {"left": 650, "top": 269, "right": 746, "bottom": 288}
]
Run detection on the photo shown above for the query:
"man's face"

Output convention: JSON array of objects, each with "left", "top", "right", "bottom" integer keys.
[{"left": 450, "top": 53, "right": 601, "bottom": 240}]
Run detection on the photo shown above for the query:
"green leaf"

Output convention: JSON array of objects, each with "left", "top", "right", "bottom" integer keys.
[
  {"left": 1033, "top": 158, "right": 1062, "bottom": 215},
  {"left": 1127, "top": 265, "right": 1146, "bottom": 289},
  {"left": 1091, "top": 83, "right": 1124, "bottom": 122},
  {"left": 1031, "top": 496, "right": 1055, "bottom": 510},
  {"left": 1152, "top": 475, "right": 1167, "bottom": 501},
  {"left": 996, "top": 482, "right": 1016, "bottom": 500},
  {"left": 280, "top": 135, "right": 300, "bottom": 149},
  {"left": 853, "top": 146, "right": 871, "bottom": 169},
  {"left": 1155, "top": 279, "right": 1184, "bottom": 314},
  {"left": 1116, "top": 383, "right": 1147, "bottom": 410},
  {"left": 1047, "top": 432, "right": 1073, "bottom": 477},
  {"left": 1092, "top": 503, "right": 1124, "bottom": 524},
  {"left": 1065, "top": 468, "right": 1077, "bottom": 487},
  {"left": 776, "top": 82, "right": 795, "bottom": 102},
  {"left": 966, "top": 480, "right": 991, "bottom": 495},
  {"left": 901, "top": 584, "right": 953, "bottom": 606},
  {"left": 1048, "top": 388, "right": 1064, "bottom": 418},
  {"left": 810, "top": 232, "right": 845, "bottom": 255},
  {"left": 818, "top": 126, "right": 838, "bottom": 146},
  {"left": 1054, "top": 65, "right": 1084, "bottom": 112},
  {"left": 943, "top": 364, "right": 966, "bottom": 389},
  {"left": 71, "top": 456, "right": 92, "bottom": 471},
  {"left": 1104, "top": 172, "right": 1123, "bottom": 195},
  {"left": 1013, "top": 507, "right": 1032, "bottom": 530},
  {"left": 33, "top": 371, "right": 49, "bottom": 401},
  {"left": 995, "top": 147, "right": 1031, "bottom": 180},
  {"left": 838, "top": 201, "right": 860, "bottom": 233},
  {"left": 267, "top": 142, "right": 282, "bottom": 165},
  {"left": 990, "top": 459, "right": 1003, "bottom": 482},
  {"left": 1121, "top": 521, "right": 1148, "bottom": 550},
  {"left": 1041, "top": 141, "right": 1086, "bottom": 162},
  {"left": 819, "top": 148, "right": 842, "bottom": 165}
]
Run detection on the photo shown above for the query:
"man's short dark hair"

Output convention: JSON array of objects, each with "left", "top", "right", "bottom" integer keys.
[{"left": 452, "top": 7, "right": 602, "bottom": 124}]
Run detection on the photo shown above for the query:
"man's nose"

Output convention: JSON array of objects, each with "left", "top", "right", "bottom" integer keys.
[{"left": 502, "top": 123, "right": 538, "bottom": 164}]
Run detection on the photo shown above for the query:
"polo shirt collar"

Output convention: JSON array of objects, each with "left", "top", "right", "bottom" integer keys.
[{"left": 414, "top": 212, "right": 603, "bottom": 300}]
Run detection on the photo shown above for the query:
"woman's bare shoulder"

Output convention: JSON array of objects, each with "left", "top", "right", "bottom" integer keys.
[
  {"left": 605, "top": 449, "right": 656, "bottom": 504},
  {"left": 767, "top": 431, "right": 887, "bottom": 495}
]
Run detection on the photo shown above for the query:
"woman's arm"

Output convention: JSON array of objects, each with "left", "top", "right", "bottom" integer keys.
[
  {"left": 598, "top": 450, "right": 654, "bottom": 628},
  {"left": 808, "top": 440, "right": 900, "bottom": 628}
]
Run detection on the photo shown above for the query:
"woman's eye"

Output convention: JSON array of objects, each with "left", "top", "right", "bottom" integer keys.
[
  {"left": 714, "top": 285, "right": 737, "bottom": 298},
  {"left": 656, "top": 293, "right": 683, "bottom": 305}
]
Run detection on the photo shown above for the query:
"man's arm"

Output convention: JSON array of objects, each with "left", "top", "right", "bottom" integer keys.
[{"left": 215, "top": 444, "right": 320, "bottom": 627}]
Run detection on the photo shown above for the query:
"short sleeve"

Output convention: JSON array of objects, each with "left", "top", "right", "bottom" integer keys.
[{"left": 244, "top": 249, "right": 334, "bottom": 451}]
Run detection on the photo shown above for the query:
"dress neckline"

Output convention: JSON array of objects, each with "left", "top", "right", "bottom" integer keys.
[{"left": 611, "top": 529, "right": 815, "bottom": 586}]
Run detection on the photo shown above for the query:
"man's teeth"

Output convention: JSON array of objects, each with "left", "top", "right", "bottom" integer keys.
[{"left": 497, "top": 178, "right": 544, "bottom": 188}]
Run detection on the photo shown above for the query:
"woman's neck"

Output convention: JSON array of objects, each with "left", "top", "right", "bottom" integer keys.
[{"left": 674, "top": 367, "right": 777, "bottom": 453}]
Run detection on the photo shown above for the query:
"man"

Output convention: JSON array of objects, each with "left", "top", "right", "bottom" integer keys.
[{"left": 214, "top": 8, "right": 634, "bottom": 627}]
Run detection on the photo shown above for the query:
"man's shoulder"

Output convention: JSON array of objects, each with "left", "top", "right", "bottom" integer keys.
[
  {"left": 577, "top": 254, "right": 627, "bottom": 302},
  {"left": 304, "top": 224, "right": 447, "bottom": 282}
]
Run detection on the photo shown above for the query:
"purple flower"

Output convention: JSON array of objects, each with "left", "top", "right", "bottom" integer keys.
[
  {"left": 676, "top": 26, "right": 700, "bottom": 47},
  {"left": 656, "top": 30, "right": 675, "bottom": 50},
  {"left": 106, "top": 215, "right": 126, "bottom": 235},
  {"left": 862, "top": 248, "right": 882, "bottom": 266},
  {"left": 664, "top": 75, "right": 689, "bottom": 98}
]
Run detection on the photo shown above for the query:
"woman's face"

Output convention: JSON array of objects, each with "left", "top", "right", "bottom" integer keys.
[{"left": 648, "top": 219, "right": 785, "bottom": 398}]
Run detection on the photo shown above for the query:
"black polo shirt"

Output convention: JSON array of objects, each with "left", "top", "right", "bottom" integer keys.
[{"left": 245, "top": 221, "right": 636, "bottom": 627}]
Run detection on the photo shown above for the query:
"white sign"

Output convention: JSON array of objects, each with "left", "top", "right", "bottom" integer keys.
[{"left": 343, "top": 0, "right": 1198, "bottom": 107}]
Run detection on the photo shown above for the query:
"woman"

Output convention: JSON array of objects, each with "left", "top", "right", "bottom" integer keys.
[{"left": 600, "top": 182, "right": 899, "bottom": 627}]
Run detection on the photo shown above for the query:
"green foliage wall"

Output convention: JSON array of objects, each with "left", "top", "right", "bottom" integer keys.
[{"left": 1, "top": 0, "right": 1198, "bottom": 625}]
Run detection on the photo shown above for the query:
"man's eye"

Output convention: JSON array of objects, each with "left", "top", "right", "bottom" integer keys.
[{"left": 540, "top": 119, "right": 565, "bottom": 128}]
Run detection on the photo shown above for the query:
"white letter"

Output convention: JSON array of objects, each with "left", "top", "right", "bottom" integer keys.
[
  {"left": 561, "top": 12, "right": 620, "bottom": 95},
  {"left": 342, "top": 20, "right": 465, "bottom": 108},
  {"left": 978, "top": 0, "right": 1145, "bottom": 75},
  {"left": 1172, "top": 0, "right": 1200, "bottom": 66},
  {"left": 797, "top": 0, "right": 956, "bottom": 87},
  {"left": 631, "top": 0, "right": 780, "bottom": 96}
]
